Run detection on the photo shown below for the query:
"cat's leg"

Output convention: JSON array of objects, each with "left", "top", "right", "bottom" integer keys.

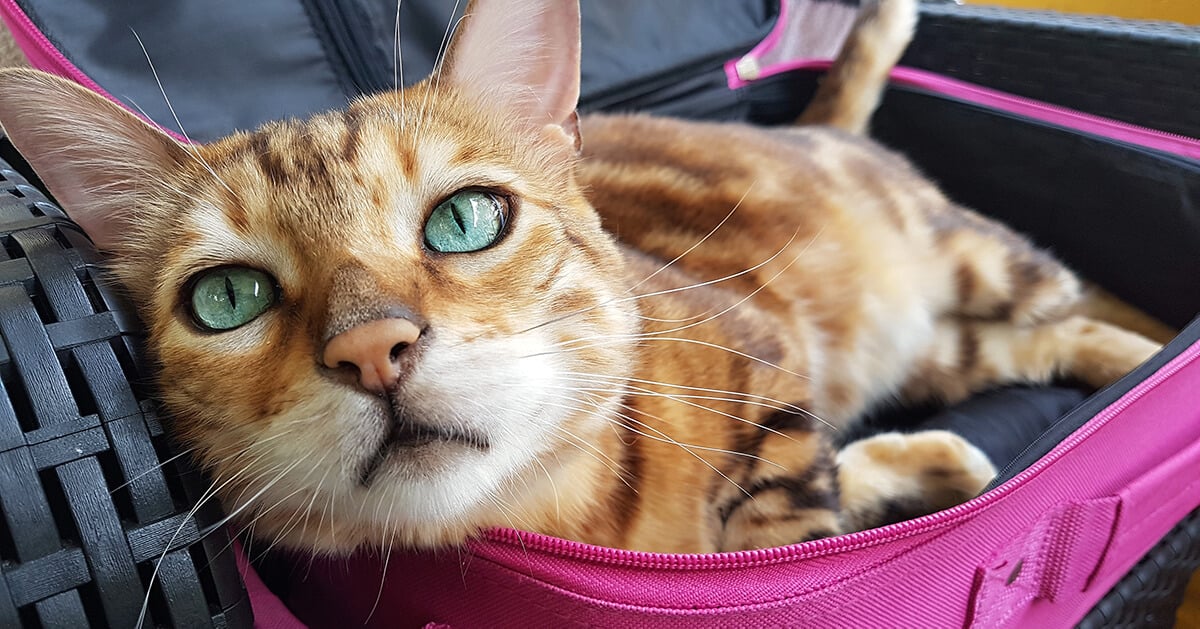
[
  {"left": 837, "top": 430, "right": 995, "bottom": 532},
  {"left": 906, "top": 204, "right": 1161, "bottom": 403},
  {"left": 712, "top": 429, "right": 845, "bottom": 551},
  {"left": 928, "top": 205, "right": 1083, "bottom": 327},
  {"left": 901, "top": 315, "right": 1160, "bottom": 406}
]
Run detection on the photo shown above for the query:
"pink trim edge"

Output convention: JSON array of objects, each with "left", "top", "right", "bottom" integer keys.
[
  {"left": 744, "top": 0, "right": 791, "bottom": 65},
  {"left": 0, "top": 0, "right": 190, "bottom": 143},
  {"left": 726, "top": 55, "right": 1200, "bottom": 160}
]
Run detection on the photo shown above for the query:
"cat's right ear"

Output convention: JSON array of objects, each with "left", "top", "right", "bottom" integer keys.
[
  {"left": 441, "top": 0, "right": 581, "bottom": 149},
  {"left": 0, "top": 69, "right": 189, "bottom": 252}
]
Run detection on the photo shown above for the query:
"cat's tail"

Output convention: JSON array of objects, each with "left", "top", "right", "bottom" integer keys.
[{"left": 796, "top": 0, "right": 917, "bottom": 135}]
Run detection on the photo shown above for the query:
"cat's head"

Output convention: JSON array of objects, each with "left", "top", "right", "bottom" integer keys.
[{"left": 0, "top": 0, "right": 637, "bottom": 552}]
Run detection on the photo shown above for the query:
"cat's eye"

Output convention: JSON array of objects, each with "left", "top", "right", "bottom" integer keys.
[
  {"left": 424, "top": 190, "right": 508, "bottom": 253},
  {"left": 188, "top": 267, "right": 278, "bottom": 331}
]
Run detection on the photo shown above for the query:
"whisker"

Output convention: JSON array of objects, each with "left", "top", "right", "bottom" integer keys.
[
  {"left": 535, "top": 390, "right": 784, "bottom": 470},
  {"left": 137, "top": 452, "right": 297, "bottom": 628},
  {"left": 530, "top": 335, "right": 816, "bottom": 386},
  {"left": 109, "top": 447, "right": 194, "bottom": 494},
  {"left": 531, "top": 457, "right": 561, "bottom": 522},
  {"left": 552, "top": 375, "right": 831, "bottom": 431},
  {"left": 561, "top": 371, "right": 816, "bottom": 419},
  {"left": 242, "top": 451, "right": 333, "bottom": 564},
  {"left": 130, "top": 29, "right": 236, "bottom": 195},
  {"left": 393, "top": 0, "right": 405, "bottom": 94},
  {"left": 417, "top": 1, "right": 465, "bottom": 140},
  {"left": 546, "top": 394, "right": 754, "bottom": 498},
  {"left": 549, "top": 427, "right": 632, "bottom": 490},
  {"left": 626, "top": 180, "right": 755, "bottom": 293},
  {"left": 510, "top": 222, "right": 800, "bottom": 341},
  {"left": 366, "top": 488, "right": 401, "bottom": 623}
]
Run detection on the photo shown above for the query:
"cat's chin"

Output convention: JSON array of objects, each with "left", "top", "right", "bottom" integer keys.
[{"left": 356, "top": 415, "right": 490, "bottom": 487}]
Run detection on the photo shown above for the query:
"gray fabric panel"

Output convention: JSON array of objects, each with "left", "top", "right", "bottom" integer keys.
[
  {"left": 16, "top": 0, "right": 777, "bottom": 139},
  {"left": 19, "top": 0, "right": 352, "bottom": 142},
  {"left": 362, "top": 0, "right": 460, "bottom": 92},
  {"left": 579, "top": 0, "right": 774, "bottom": 101},
  {"left": 380, "top": 0, "right": 777, "bottom": 101}
]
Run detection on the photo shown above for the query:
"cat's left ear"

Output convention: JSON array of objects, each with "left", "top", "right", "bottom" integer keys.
[
  {"left": 0, "top": 69, "right": 189, "bottom": 254},
  {"left": 441, "top": 0, "right": 581, "bottom": 150}
]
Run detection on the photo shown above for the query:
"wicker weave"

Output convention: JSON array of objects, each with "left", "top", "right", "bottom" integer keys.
[
  {"left": 1079, "top": 507, "right": 1200, "bottom": 628},
  {"left": 0, "top": 154, "right": 249, "bottom": 627}
]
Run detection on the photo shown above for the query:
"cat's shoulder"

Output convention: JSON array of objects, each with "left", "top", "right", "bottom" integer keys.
[{"left": 579, "top": 111, "right": 904, "bottom": 170}]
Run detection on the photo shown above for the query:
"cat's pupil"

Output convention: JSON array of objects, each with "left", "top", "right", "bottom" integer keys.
[
  {"left": 225, "top": 275, "right": 237, "bottom": 309},
  {"left": 450, "top": 203, "right": 467, "bottom": 233},
  {"left": 423, "top": 190, "right": 506, "bottom": 253},
  {"left": 189, "top": 267, "right": 277, "bottom": 331}
]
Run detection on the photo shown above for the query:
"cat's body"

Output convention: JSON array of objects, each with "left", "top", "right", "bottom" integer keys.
[{"left": 0, "top": 0, "right": 1159, "bottom": 555}]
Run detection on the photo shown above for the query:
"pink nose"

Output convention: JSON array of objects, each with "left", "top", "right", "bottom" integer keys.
[{"left": 322, "top": 318, "right": 423, "bottom": 393}]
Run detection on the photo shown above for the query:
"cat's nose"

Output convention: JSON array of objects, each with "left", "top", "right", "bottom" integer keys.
[{"left": 322, "top": 318, "right": 423, "bottom": 393}]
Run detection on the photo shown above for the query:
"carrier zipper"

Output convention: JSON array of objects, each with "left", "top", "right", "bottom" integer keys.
[
  {"left": 481, "top": 339, "right": 1200, "bottom": 570},
  {"left": 887, "top": 66, "right": 1200, "bottom": 156},
  {"left": 302, "top": 0, "right": 390, "bottom": 96},
  {"left": 0, "top": 0, "right": 189, "bottom": 143},
  {"left": 729, "top": 58, "right": 1200, "bottom": 159}
]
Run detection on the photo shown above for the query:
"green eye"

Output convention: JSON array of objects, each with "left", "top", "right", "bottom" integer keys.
[
  {"left": 189, "top": 267, "right": 278, "bottom": 331},
  {"left": 424, "top": 190, "right": 508, "bottom": 253}
]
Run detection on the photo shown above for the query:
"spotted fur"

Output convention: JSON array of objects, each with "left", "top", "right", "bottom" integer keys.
[{"left": 0, "top": 0, "right": 1160, "bottom": 554}]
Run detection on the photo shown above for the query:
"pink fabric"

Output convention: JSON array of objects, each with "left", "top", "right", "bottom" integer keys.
[
  {"left": 723, "top": 0, "right": 1200, "bottom": 159},
  {"left": 253, "top": 340, "right": 1200, "bottom": 628},
  {"left": 236, "top": 543, "right": 305, "bottom": 629}
]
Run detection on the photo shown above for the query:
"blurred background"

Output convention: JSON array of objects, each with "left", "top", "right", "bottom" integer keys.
[{"left": 976, "top": 0, "right": 1200, "bottom": 24}]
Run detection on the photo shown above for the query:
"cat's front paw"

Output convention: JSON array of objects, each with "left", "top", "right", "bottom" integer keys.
[{"left": 837, "top": 430, "right": 995, "bottom": 530}]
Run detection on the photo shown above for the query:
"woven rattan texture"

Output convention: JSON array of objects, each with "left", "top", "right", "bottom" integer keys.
[
  {"left": 0, "top": 158, "right": 250, "bottom": 627},
  {"left": 1078, "top": 506, "right": 1200, "bottom": 628},
  {"left": 905, "top": 4, "right": 1200, "bottom": 140}
]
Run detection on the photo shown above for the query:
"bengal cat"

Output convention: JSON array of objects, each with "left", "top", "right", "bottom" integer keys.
[{"left": 0, "top": 0, "right": 1159, "bottom": 554}]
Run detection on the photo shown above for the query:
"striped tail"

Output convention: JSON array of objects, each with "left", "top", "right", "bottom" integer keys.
[{"left": 796, "top": 0, "right": 917, "bottom": 135}]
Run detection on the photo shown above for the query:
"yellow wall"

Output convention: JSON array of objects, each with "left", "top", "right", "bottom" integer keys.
[{"left": 973, "top": 0, "right": 1200, "bottom": 25}]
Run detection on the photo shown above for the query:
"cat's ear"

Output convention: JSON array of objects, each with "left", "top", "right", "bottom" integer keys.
[
  {"left": 0, "top": 69, "right": 189, "bottom": 252},
  {"left": 441, "top": 0, "right": 581, "bottom": 148}
]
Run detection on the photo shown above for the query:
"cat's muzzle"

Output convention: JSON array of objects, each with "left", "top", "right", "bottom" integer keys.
[{"left": 356, "top": 404, "right": 490, "bottom": 487}]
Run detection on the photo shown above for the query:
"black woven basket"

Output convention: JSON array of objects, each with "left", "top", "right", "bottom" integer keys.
[{"left": 0, "top": 147, "right": 250, "bottom": 627}]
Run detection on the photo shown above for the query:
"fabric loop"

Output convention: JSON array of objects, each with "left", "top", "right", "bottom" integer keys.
[{"left": 969, "top": 496, "right": 1122, "bottom": 628}]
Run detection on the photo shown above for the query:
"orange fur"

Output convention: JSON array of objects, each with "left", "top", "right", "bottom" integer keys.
[{"left": 0, "top": 0, "right": 1161, "bottom": 555}]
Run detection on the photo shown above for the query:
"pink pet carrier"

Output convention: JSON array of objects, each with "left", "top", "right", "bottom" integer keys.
[{"left": 0, "top": 1, "right": 1196, "bottom": 627}]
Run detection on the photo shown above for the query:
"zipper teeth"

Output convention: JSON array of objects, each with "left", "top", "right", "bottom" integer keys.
[
  {"left": 0, "top": 0, "right": 98, "bottom": 90},
  {"left": 581, "top": 45, "right": 768, "bottom": 110},
  {"left": 0, "top": 0, "right": 192, "bottom": 144},
  {"left": 581, "top": 0, "right": 785, "bottom": 109},
  {"left": 480, "top": 340, "right": 1200, "bottom": 569}
]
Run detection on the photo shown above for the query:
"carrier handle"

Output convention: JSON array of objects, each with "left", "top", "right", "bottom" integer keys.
[{"left": 967, "top": 430, "right": 1200, "bottom": 627}]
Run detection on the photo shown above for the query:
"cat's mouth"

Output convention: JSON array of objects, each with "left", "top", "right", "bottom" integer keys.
[{"left": 357, "top": 410, "right": 489, "bottom": 487}]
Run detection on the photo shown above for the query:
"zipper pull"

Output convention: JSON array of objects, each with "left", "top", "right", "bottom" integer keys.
[{"left": 734, "top": 55, "right": 761, "bottom": 82}]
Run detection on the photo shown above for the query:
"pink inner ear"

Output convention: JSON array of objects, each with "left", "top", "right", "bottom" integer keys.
[
  {"left": 445, "top": 0, "right": 581, "bottom": 129},
  {"left": 0, "top": 69, "right": 187, "bottom": 253}
]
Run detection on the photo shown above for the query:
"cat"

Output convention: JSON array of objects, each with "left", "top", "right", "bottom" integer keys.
[{"left": 0, "top": 0, "right": 1160, "bottom": 555}]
